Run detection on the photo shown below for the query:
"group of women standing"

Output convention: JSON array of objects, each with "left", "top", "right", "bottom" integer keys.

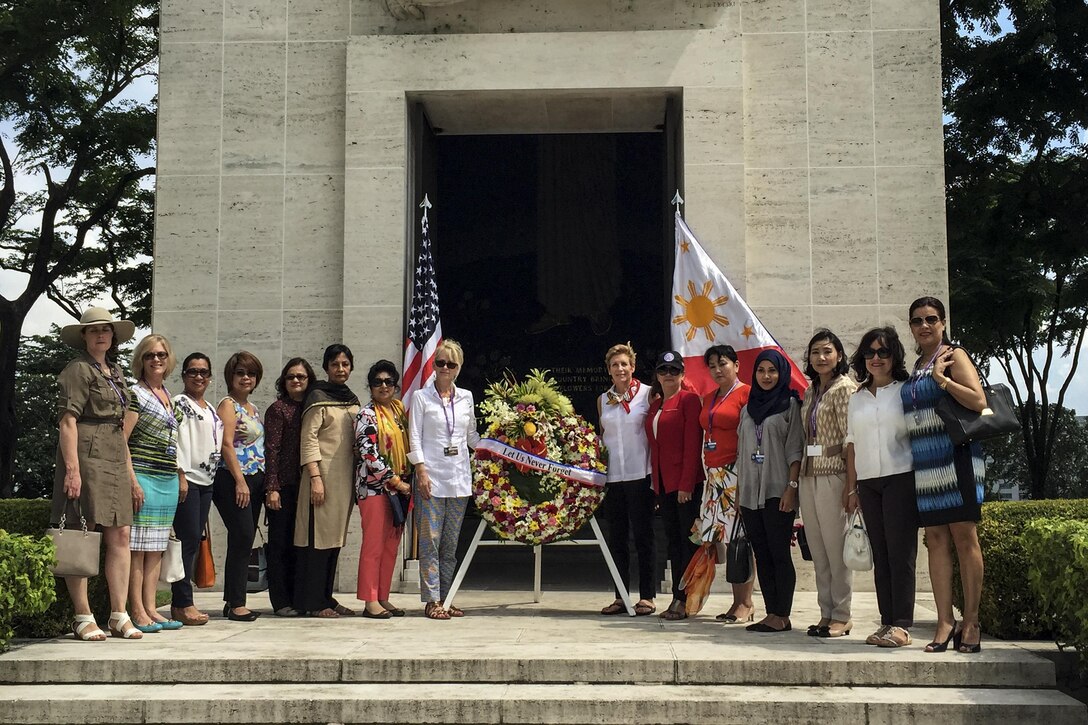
[{"left": 598, "top": 296, "right": 987, "bottom": 652}]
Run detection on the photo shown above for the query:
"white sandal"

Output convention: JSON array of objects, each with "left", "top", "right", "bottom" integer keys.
[
  {"left": 72, "top": 614, "right": 106, "bottom": 641},
  {"left": 108, "top": 612, "right": 143, "bottom": 640}
]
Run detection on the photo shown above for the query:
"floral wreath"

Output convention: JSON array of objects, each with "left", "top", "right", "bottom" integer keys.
[{"left": 473, "top": 370, "right": 607, "bottom": 545}]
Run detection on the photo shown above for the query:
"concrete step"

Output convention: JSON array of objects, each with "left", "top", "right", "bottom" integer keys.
[{"left": 2, "top": 682, "right": 1085, "bottom": 724}]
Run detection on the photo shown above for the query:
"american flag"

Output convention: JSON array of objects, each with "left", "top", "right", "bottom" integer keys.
[{"left": 402, "top": 198, "right": 443, "bottom": 411}]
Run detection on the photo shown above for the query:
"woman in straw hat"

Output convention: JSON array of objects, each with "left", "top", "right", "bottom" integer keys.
[{"left": 53, "top": 307, "right": 144, "bottom": 640}]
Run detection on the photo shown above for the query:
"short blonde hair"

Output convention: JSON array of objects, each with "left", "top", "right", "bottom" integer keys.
[
  {"left": 605, "top": 342, "right": 636, "bottom": 369},
  {"left": 436, "top": 339, "right": 464, "bottom": 373},
  {"left": 131, "top": 334, "right": 177, "bottom": 379}
]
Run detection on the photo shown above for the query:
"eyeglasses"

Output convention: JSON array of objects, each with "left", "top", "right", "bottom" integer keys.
[
  {"left": 657, "top": 366, "right": 682, "bottom": 376},
  {"left": 862, "top": 348, "right": 893, "bottom": 359},
  {"left": 234, "top": 370, "right": 256, "bottom": 378},
  {"left": 284, "top": 374, "right": 308, "bottom": 383},
  {"left": 372, "top": 378, "right": 398, "bottom": 388},
  {"left": 909, "top": 315, "right": 942, "bottom": 327},
  {"left": 143, "top": 351, "right": 169, "bottom": 361},
  {"left": 183, "top": 368, "right": 212, "bottom": 379},
  {"left": 434, "top": 360, "right": 459, "bottom": 370}
]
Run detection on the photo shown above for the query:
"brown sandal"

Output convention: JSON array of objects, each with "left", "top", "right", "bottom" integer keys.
[
  {"left": 445, "top": 604, "right": 465, "bottom": 617},
  {"left": 600, "top": 601, "right": 625, "bottom": 615},
  {"left": 333, "top": 604, "right": 356, "bottom": 617},
  {"left": 659, "top": 600, "right": 687, "bottom": 621},
  {"left": 425, "top": 602, "right": 450, "bottom": 620},
  {"left": 634, "top": 601, "right": 656, "bottom": 616}
]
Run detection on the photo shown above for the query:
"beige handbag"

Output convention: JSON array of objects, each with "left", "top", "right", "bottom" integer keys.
[
  {"left": 158, "top": 531, "right": 185, "bottom": 585},
  {"left": 46, "top": 504, "right": 102, "bottom": 577}
]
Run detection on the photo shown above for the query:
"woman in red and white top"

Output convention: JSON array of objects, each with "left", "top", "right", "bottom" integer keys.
[
  {"left": 596, "top": 343, "right": 655, "bottom": 616},
  {"left": 696, "top": 344, "right": 754, "bottom": 623}
]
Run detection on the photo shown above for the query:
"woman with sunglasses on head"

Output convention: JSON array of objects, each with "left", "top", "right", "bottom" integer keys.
[
  {"left": 124, "top": 334, "right": 183, "bottom": 633},
  {"left": 798, "top": 330, "right": 857, "bottom": 638},
  {"left": 295, "top": 344, "right": 361, "bottom": 618},
  {"left": 902, "top": 297, "right": 987, "bottom": 654},
  {"left": 354, "top": 360, "right": 413, "bottom": 619},
  {"left": 408, "top": 340, "right": 480, "bottom": 619},
  {"left": 736, "top": 350, "right": 803, "bottom": 633},
  {"left": 170, "top": 352, "right": 222, "bottom": 626},
  {"left": 214, "top": 351, "right": 266, "bottom": 621},
  {"left": 262, "top": 358, "right": 316, "bottom": 617},
  {"left": 845, "top": 327, "right": 917, "bottom": 648},
  {"left": 644, "top": 351, "right": 704, "bottom": 622}
]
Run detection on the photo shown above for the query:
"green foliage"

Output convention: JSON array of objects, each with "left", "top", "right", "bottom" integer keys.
[
  {"left": 983, "top": 406, "right": 1088, "bottom": 500},
  {"left": 952, "top": 499, "right": 1088, "bottom": 639},
  {"left": 0, "top": 529, "right": 56, "bottom": 650},
  {"left": 1022, "top": 518, "right": 1088, "bottom": 673}
]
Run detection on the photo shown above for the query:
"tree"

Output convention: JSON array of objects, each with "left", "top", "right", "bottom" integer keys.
[
  {"left": 0, "top": 1, "right": 157, "bottom": 496},
  {"left": 984, "top": 406, "right": 1088, "bottom": 500},
  {"left": 942, "top": 0, "right": 1088, "bottom": 499}
]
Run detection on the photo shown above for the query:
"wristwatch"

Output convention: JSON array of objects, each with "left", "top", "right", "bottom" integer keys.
[{"left": 788, "top": 480, "right": 799, "bottom": 489}]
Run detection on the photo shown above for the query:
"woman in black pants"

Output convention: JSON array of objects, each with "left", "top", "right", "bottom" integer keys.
[
  {"left": 736, "top": 349, "right": 803, "bottom": 633},
  {"left": 170, "top": 353, "right": 222, "bottom": 625},
  {"left": 213, "top": 351, "right": 266, "bottom": 622}
]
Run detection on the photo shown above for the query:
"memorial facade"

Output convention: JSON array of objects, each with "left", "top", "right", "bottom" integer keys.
[{"left": 154, "top": 0, "right": 948, "bottom": 589}]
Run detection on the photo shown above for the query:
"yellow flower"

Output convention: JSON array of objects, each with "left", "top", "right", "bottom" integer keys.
[{"left": 523, "top": 421, "right": 537, "bottom": 436}]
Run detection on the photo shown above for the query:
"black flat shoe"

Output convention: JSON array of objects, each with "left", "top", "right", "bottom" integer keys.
[
  {"left": 746, "top": 622, "right": 791, "bottom": 633},
  {"left": 361, "top": 609, "right": 392, "bottom": 619},
  {"left": 223, "top": 604, "right": 260, "bottom": 622},
  {"left": 807, "top": 624, "right": 822, "bottom": 636}
]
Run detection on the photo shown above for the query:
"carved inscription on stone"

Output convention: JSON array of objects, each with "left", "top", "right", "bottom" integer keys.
[{"left": 383, "top": 0, "right": 469, "bottom": 21}]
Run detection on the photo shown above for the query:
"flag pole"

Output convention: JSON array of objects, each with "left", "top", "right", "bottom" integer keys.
[{"left": 671, "top": 189, "right": 684, "bottom": 218}]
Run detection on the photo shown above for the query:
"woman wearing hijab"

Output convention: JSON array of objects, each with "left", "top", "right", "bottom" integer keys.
[
  {"left": 736, "top": 349, "right": 804, "bottom": 633},
  {"left": 295, "top": 344, "right": 361, "bottom": 618}
]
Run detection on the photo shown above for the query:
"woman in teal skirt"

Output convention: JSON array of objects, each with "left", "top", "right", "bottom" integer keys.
[{"left": 901, "top": 296, "right": 988, "bottom": 654}]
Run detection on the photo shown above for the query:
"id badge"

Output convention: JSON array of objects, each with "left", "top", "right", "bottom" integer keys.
[
  {"left": 751, "top": 452, "right": 765, "bottom": 465},
  {"left": 165, "top": 445, "right": 177, "bottom": 459},
  {"left": 443, "top": 446, "right": 459, "bottom": 457},
  {"left": 806, "top": 444, "right": 823, "bottom": 458},
  {"left": 704, "top": 440, "right": 717, "bottom": 451}
]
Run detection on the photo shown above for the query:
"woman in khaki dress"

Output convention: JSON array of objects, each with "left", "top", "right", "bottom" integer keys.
[
  {"left": 52, "top": 307, "right": 144, "bottom": 640},
  {"left": 294, "top": 344, "right": 361, "bottom": 617}
]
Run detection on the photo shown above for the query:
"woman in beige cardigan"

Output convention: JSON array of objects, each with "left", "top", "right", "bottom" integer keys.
[{"left": 294, "top": 344, "right": 361, "bottom": 617}]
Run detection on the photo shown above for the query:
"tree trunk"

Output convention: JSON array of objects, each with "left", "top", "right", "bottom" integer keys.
[{"left": 0, "top": 301, "right": 26, "bottom": 498}]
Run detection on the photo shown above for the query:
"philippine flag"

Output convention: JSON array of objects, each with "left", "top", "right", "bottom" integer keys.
[{"left": 671, "top": 213, "right": 808, "bottom": 397}]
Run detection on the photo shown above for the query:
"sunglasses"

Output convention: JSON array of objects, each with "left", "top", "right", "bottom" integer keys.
[
  {"left": 234, "top": 370, "right": 256, "bottom": 378},
  {"left": 372, "top": 378, "right": 398, "bottom": 388},
  {"left": 143, "top": 351, "right": 169, "bottom": 361},
  {"left": 434, "top": 360, "right": 459, "bottom": 370},
  {"left": 909, "top": 315, "right": 942, "bottom": 327},
  {"left": 284, "top": 373, "right": 309, "bottom": 383},
  {"left": 862, "top": 348, "right": 893, "bottom": 359},
  {"left": 657, "top": 365, "right": 683, "bottom": 375},
  {"left": 183, "top": 368, "right": 212, "bottom": 379}
]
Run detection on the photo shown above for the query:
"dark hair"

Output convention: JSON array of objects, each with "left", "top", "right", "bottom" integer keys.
[
  {"left": 182, "top": 352, "right": 211, "bottom": 371},
  {"left": 275, "top": 357, "right": 317, "bottom": 399},
  {"left": 322, "top": 343, "right": 354, "bottom": 371},
  {"left": 803, "top": 328, "right": 850, "bottom": 381},
  {"left": 224, "top": 351, "right": 264, "bottom": 391},
  {"left": 908, "top": 296, "right": 953, "bottom": 350},
  {"left": 850, "top": 327, "right": 909, "bottom": 385},
  {"left": 703, "top": 344, "right": 738, "bottom": 366},
  {"left": 367, "top": 359, "right": 400, "bottom": 388}
]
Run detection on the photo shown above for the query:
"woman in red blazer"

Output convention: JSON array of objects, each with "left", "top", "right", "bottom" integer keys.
[{"left": 644, "top": 351, "right": 705, "bottom": 620}]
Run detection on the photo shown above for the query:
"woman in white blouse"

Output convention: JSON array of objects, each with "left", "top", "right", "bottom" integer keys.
[
  {"left": 408, "top": 339, "right": 480, "bottom": 620},
  {"left": 844, "top": 327, "right": 918, "bottom": 648}
]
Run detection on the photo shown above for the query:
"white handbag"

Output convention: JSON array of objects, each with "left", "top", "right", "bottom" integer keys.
[
  {"left": 843, "top": 511, "right": 873, "bottom": 572},
  {"left": 159, "top": 532, "right": 185, "bottom": 584}
]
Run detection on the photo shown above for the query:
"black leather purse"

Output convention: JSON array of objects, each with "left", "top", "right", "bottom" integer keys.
[
  {"left": 725, "top": 514, "right": 754, "bottom": 584},
  {"left": 935, "top": 375, "right": 1019, "bottom": 446}
]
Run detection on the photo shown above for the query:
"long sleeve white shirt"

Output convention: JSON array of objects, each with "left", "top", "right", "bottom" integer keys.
[
  {"left": 407, "top": 383, "right": 481, "bottom": 498},
  {"left": 845, "top": 381, "right": 913, "bottom": 481}
]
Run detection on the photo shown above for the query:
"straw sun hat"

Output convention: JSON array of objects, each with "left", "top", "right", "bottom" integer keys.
[{"left": 59, "top": 307, "right": 136, "bottom": 349}]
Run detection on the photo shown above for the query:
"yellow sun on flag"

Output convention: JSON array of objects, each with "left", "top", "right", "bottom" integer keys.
[{"left": 673, "top": 280, "right": 730, "bottom": 342}]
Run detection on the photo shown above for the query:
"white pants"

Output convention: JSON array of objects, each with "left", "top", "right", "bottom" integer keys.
[{"left": 799, "top": 473, "right": 853, "bottom": 621}]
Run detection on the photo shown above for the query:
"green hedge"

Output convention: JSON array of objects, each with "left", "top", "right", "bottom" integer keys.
[
  {"left": 952, "top": 499, "right": 1088, "bottom": 639},
  {"left": 0, "top": 529, "right": 56, "bottom": 650},
  {"left": 1022, "top": 518, "right": 1088, "bottom": 672}
]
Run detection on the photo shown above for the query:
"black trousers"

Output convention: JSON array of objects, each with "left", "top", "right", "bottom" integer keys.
[
  {"left": 604, "top": 478, "right": 657, "bottom": 600},
  {"left": 170, "top": 482, "right": 214, "bottom": 608},
  {"left": 658, "top": 488, "right": 701, "bottom": 603},
  {"left": 212, "top": 469, "right": 264, "bottom": 608},
  {"left": 858, "top": 471, "right": 919, "bottom": 628},
  {"left": 293, "top": 503, "right": 341, "bottom": 613},
  {"left": 741, "top": 500, "right": 796, "bottom": 617},
  {"left": 265, "top": 485, "right": 299, "bottom": 612}
]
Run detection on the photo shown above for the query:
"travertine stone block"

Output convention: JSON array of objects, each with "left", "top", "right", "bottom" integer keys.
[
  {"left": 684, "top": 164, "right": 746, "bottom": 295},
  {"left": 873, "top": 30, "right": 942, "bottom": 166},
  {"left": 545, "top": 0, "right": 611, "bottom": 32},
  {"left": 612, "top": 0, "right": 675, "bottom": 31},
  {"left": 288, "top": 0, "right": 351, "bottom": 40},
  {"left": 744, "top": 168, "right": 810, "bottom": 307},
  {"left": 684, "top": 86, "right": 744, "bottom": 166},
  {"left": 287, "top": 42, "right": 348, "bottom": 174},
  {"left": 216, "top": 309, "right": 283, "bottom": 411},
  {"left": 222, "top": 42, "right": 287, "bottom": 173},
  {"left": 224, "top": 0, "right": 288, "bottom": 41},
  {"left": 342, "top": 305, "right": 405, "bottom": 381},
  {"left": 806, "top": 31, "right": 874, "bottom": 167},
  {"left": 152, "top": 309, "right": 219, "bottom": 394},
  {"left": 871, "top": 0, "right": 939, "bottom": 30},
  {"left": 676, "top": 0, "right": 741, "bottom": 32},
  {"left": 809, "top": 167, "right": 877, "bottom": 305},
  {"left": 742, "top": 32, "right": 807, "bottom": 168},
  {"left": 750, "top": 305, "right": 814, "bottom": 362},
  {"left": 161, "top": 0, "right": 224, "bottom": 42},
  {"left": 218, "top": 175, "right": 286, "bottom": 311},
  {"left": 805, "top": 0, "right": 869, "bottom": 31},
  {"left": 813, "top": 304, "right": 880, "bottom": 349},
  {"left": 284, "top": 175, "right": 346, "bottom": 310},
  {"left": 740, "top": 0, "right": 804, "bottom": 33},
  {"left": 345, "top": 92, "right": 406, "bottom": 169},
  {"left": 343, "top": 168, "right": 406, "bottom": 309},
  {"left": 154, "top": 176, "right": 221, "bottom": 312},
  {"left": 875, "top": 166, "right": 948, "bottom": 304},
  {"left": 283, "top": 309, "right": 345, "bottom": 366},
  {"left": 157, "top": 43, "right": 223, "bottom": 176}
]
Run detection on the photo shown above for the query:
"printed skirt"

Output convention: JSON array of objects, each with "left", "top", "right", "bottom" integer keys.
[{"left": 130, "top": 470, "right": 180, "bottom": 551}]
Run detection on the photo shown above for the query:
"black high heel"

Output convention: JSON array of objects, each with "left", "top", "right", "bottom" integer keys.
[
  {"left": 957, "top": 623, "right": 982, "bottom": 653},
  {"left": 925, "top": 621, "right": 956, "bottom": 653}
]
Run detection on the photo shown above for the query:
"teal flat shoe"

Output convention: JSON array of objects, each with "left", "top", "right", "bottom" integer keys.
[
  {"left": 157, "top": 619, "right": 184, "bottom": 630},
  {"left": 134, "top": 621, "right": 162, "bottom": 634}
]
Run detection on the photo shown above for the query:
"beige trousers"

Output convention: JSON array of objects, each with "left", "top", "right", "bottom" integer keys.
[{"left": 799, "top": 473, "right": 853, "bottom": 621}]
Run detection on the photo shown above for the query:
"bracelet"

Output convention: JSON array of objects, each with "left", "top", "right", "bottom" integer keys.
[{"left": 848, "top": 489, "right": 858, "bottom": 496}]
